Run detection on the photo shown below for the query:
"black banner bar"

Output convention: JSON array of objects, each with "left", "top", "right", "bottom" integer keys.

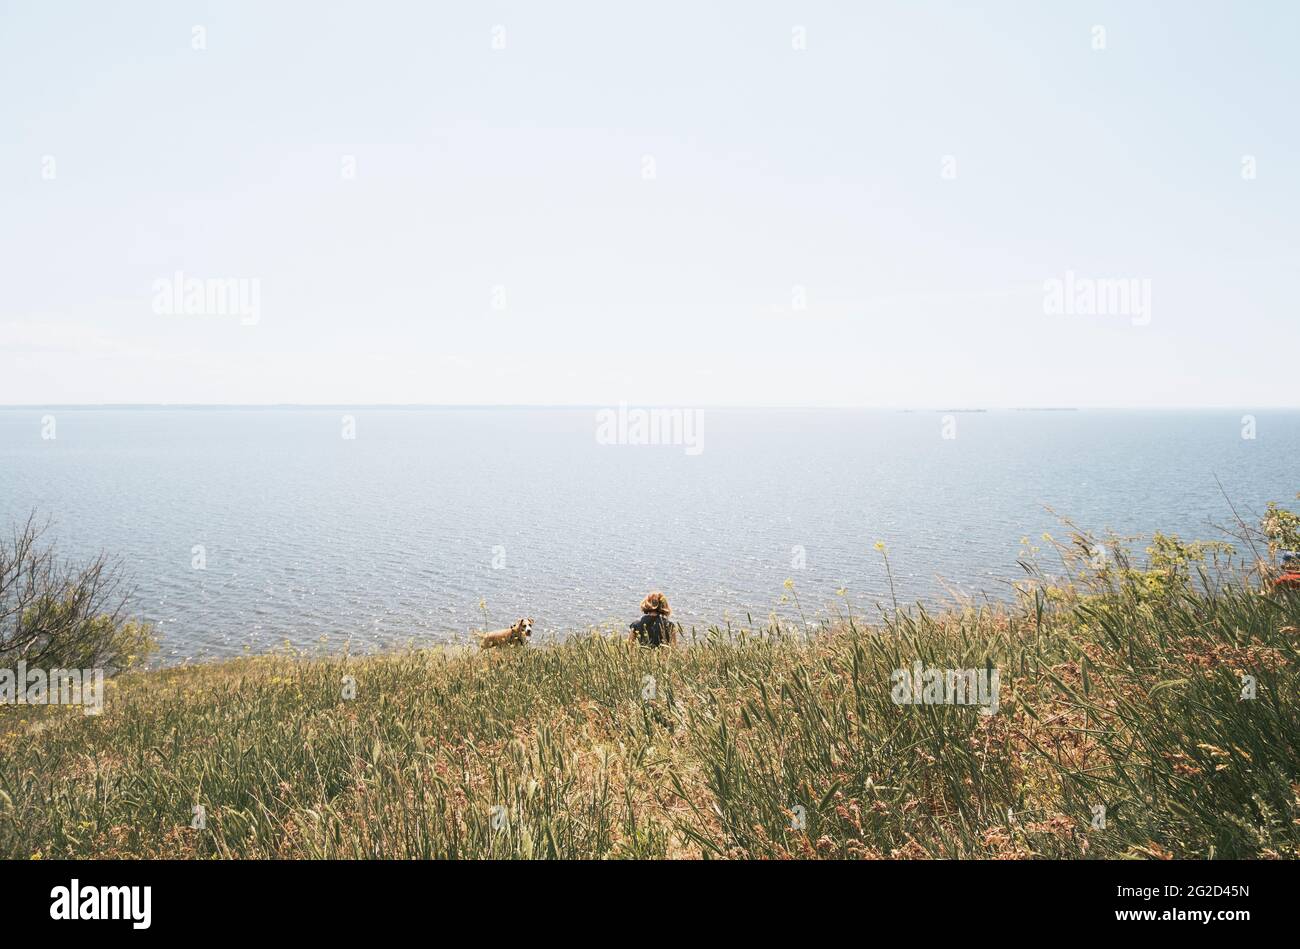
[{"left": 4, "top": 858, "right": 1279, "bottom": 936}]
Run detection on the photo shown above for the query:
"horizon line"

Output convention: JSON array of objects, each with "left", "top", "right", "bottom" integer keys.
[{"left": 2, "top": 403, "right": 1298, "bottom": 412}]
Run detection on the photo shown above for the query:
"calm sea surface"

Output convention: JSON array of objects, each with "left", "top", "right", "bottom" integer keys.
[{"left": 0, "top": 408, "right": 1295, "bottom": 663}]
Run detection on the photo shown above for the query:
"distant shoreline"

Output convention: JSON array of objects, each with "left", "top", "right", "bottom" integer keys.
[{"left": 3, "top": 404, "right": 1298, "bottom": 412}]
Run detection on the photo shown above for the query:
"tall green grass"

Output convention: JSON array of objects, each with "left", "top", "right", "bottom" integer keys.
[{"left": 2, "top": 536, "right": 1296, "bottom": 859}]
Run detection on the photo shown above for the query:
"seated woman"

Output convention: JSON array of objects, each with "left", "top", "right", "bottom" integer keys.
[{"left": 628, "top": 591, "right": 679, "bottom": 647}]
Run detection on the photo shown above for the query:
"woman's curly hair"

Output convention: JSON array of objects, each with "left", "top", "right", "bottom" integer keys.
[{"left": 640, "top": 591, "right": 671, "bottom": 616}]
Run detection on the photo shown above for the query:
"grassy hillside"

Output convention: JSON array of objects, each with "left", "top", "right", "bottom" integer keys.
[{"left": 2, "top": 534, "right": 1298, "bottom": 859}]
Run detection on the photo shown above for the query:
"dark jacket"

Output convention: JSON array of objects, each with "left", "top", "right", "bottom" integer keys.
[{"left": 630, "top": 613, "right": 677, "bottom": 647}]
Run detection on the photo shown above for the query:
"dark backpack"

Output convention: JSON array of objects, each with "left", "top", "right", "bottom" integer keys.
[{"left": 632, "top": 613, "right": 674, "bottom": 647}]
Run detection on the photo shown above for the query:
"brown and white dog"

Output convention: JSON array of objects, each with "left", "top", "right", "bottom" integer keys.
[{"left": 477, "top": 617, "right": 533, "bottom": 649}]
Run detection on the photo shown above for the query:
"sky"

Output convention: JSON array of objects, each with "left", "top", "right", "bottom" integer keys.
[{"left": 1, "top": 0, "right": 1297, "bottom": 407}]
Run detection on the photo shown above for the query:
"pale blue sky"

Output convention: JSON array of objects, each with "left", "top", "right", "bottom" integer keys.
[{"left": 2, "top": 0, "right": 1297, "bottom": 406}]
